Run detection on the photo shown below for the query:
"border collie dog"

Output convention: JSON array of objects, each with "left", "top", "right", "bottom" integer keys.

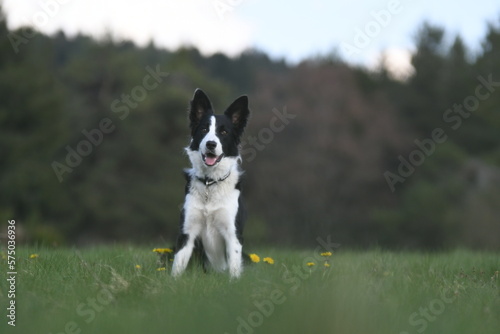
[{"left": 172, "top": 89, "right": 250, "bottom": 278}]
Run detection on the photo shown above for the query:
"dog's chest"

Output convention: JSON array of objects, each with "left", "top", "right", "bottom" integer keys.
[{"left": 187, "top": 178, "right": 240, "bottom": 217}]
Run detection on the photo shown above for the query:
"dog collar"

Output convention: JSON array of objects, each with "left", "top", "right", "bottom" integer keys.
[{"left": 196, "top": 170, "right": 231, "bottom": 186}]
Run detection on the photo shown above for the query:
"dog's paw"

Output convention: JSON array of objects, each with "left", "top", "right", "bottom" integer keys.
[{"left": 229, "top": 265, "right": 243, "bottom": 279}]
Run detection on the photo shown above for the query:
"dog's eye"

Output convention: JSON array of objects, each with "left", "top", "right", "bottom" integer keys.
[
  {"left": 220, "top": 129, "right": 228, "bottom": 136},
  {"left": 201, "top": 128, "right": 208, "bottom": 134}
]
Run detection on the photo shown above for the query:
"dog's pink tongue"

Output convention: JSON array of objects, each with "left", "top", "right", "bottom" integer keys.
[{"left": 205, "top": 155, "right": 218, "bottom": 166}]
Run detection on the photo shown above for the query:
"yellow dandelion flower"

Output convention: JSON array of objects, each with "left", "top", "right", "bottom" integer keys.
[
  {"left": 135, "top": 265, "right": 141, "bottom": 269},
  {"left": 156, "top": 267, "right": 166, "bottom": 271},
  {"left": 153, "top": 248, "right": 173, "bottom": 254},
  {"left": 249, "top": 254, "right": 260, "bottom": 263},
  {"left": 29, "top": 254, "right": 39, "bottom": 259},
  {"left": 263, "top": 257, "right": 274, "bottom": 264},
  {"left": 320, "top": 252, "right": 332, "bottom": 257},
  {"left": 324, "top": 262, "right": 330, "bottom": 267},
  {"left": 306, "top": 262, "right": 315, "bottom": 267}
]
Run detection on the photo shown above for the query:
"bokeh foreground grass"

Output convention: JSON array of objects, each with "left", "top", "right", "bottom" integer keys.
[{"left": 1, "top": 246, "right": 499, "bottom": 334}]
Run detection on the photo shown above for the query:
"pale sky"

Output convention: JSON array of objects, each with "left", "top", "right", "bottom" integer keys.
[{"left": 3, "top": 0, "right": 500, "bottom": 77}]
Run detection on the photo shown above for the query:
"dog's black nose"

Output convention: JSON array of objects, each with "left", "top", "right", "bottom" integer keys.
[{"left": 206, "top": 141, "right": 217, "bottom": 150}]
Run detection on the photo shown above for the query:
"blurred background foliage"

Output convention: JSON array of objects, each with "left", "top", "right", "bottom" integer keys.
[{"left": 1, "top": 6, "right": 499, "bottom": 249}]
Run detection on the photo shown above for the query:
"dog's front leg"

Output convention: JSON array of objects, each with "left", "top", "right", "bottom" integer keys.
[
  {"left": 172, "top": 208, "right": 202, "bottom": 278},
  {"left": 172, "top": 198, "right": 205, "bottom": 277},
  {"left": 172, "top": 234, "right": 196, "bottom": 277},
  {"left": 223, "top": 231, "right": 243, "bottom": 279}
]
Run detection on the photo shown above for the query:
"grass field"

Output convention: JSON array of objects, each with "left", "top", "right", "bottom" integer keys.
[{"left": 1, "top": 246, "right": 499, "bottom": 334}]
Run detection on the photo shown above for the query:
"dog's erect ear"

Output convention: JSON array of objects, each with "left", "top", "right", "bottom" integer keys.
[
  {"left": 224, "top": 95, "right": 250, "bottom": 133},
  {"left": 189, "top": 89, "right": 213, "bottom": 131}
]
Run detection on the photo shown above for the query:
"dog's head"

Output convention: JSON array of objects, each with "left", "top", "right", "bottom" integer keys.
[{"left": 187, "top": 89, "right": 250, "bottom": 171}]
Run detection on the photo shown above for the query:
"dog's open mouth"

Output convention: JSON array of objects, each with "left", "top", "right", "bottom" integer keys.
[{"left": 202, "top": 153, "right": 224, "bottom": 166}]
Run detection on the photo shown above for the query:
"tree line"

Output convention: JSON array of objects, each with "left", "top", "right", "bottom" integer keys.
[{"left": 1, "top": 8, "right": 499, "bottom": 249}]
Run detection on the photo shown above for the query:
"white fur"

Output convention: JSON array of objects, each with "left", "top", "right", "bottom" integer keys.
[
  {"left": 172, "top": 127, "right": 244, "bottom": 278},
  {"left": 199, "top": 116, "right": 223, "bottom": 159}
]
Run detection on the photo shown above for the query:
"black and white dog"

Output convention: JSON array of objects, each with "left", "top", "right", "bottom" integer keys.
[{"left": 172, "top": 89, "right": 250, "bottom": 278}]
